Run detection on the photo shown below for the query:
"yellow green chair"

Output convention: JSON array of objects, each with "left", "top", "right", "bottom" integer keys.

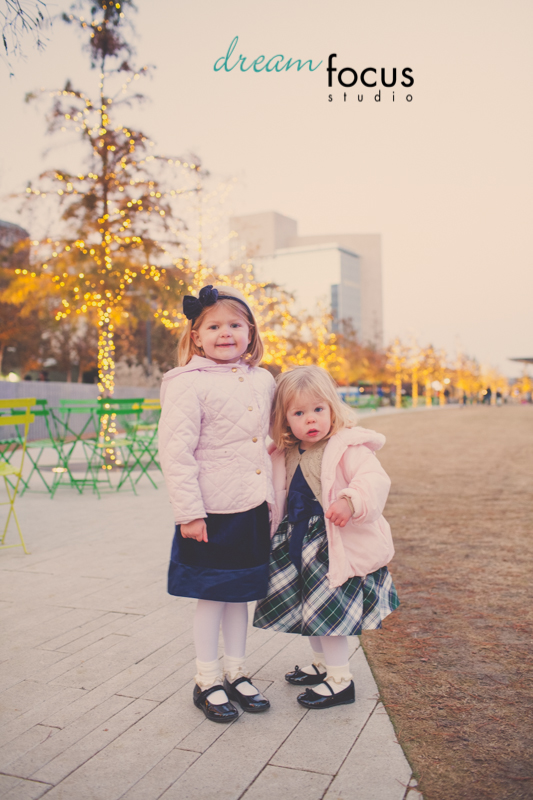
[{"left": 0, "top": 398, "right": 35, "bottom": 553}]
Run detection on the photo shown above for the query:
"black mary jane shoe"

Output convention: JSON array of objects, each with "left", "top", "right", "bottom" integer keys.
[
  {"left": 223, "top": 676, "right": 271, "bottom": 713},
  {"left": 285, "top": 664, "right": 327, "bottom": 687},
  {"left": 193, "top": 684, "right": 239, "bottom": 723},
  {"left": 297, "top": 680, "right": 355, "bottom": 709}
]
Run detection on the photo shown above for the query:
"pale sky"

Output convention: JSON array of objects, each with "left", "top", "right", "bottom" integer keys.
[{"left": 1, "top": 0, "right": 532, "bottom": 376}]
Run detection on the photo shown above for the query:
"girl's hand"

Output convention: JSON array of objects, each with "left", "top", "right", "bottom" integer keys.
[
  {"left": 180, "top": 519, "right": 208, "bottom": 542},
  {"left": 325, "top": 498, "right": 352, "bottom": 528}
]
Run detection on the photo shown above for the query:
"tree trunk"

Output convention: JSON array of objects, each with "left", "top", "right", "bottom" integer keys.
[
  {"left": 97, "top": 310, "right": 117, "bottom": 469},
  {"left": 97, "top": 310, "right": 115, "bottom": 398}
]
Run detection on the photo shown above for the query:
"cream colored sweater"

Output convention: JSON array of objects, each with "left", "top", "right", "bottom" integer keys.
[{"left": 285, "top": 439, "right": 355, "bottom": 513}]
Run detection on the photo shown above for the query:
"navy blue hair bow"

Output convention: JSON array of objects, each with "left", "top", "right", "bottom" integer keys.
[
  {"left": 182, "top": 284, "right": 251, "bottom": 322},
  {"left": 182, "top": 285, "right": 219, "bottom": 321}
]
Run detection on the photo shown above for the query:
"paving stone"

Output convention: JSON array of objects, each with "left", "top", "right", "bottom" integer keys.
[
  {"left": 36, "top": 633, "right": 131, "bottom": 684},
  {"left": 40, "top": 664, "right": 160, "bottom": 729},
  {"left": 0, "top": 773, "right": 22, "bottom": 793},
  {"left": 0, "top": 682, "right": 67, "bottom": 727},
  {"left": 48, "top": 624, "right": 187, "bottom": 691},
  {"left": 119, "top": 749, "right": 199, "bottom": 800},
  {"left": 1, "top": 777, "right": 52, "bottom": 800},
  {"left": 66, "top": 577, "right": 173, "bottom": 616},
  {"left": 6, "top": 694, "right": 134, "bottom": 778},
  {"left": 35, "top": 691, "right": 202, "bottom": 800},
  {"left": 252, "top": 633, "right": 313, "bottom": 682},
  {"left": 271, "top": 647, "right": 379, "bottom": 775},
  {"left": 323, "top": 703, "right": 412, "bottom": 800},
  {"left": 33, "top": 699, "right": 158, "bottom": 786},
  {"left": 138, "top": 644, "right": 196, "bottom": 703},
  {"left": 0, "top": 725, "right": 56, "bottom": 771},
  {"left": 39, "top": 611, "right": 133, "bottom": 653},
  {"left": 0, "top": 608, "right": 103, "bottom": 660},
  {"left": 406, "top": 790, "right": 424, "bottom": 800},
  {"left": 0, "top": 688, "right": 84, "bottom": 749},
  {"left": 118, "top": 635, "right": 195, "bottom": 700},
  {"left": 241, "top": 765, "right": 332, "bottom": 800},
  {"left": 114, "top": 597, "right": 195, "bottom": 637},
  {"left": 0, "top": 649, "right": 67, "bottom": 694}
]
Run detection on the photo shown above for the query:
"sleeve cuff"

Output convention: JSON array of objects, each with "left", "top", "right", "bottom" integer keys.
[{"left": 337, "top": 490, "right": 362, "bottom": 518}]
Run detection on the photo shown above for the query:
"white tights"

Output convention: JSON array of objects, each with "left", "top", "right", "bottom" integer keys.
[
  {"left": 193, "top": 599, "right": 257, "bottom": 703},
  {"left": 193, "top": 599, "right": 248, "bottom": 661},
  {"left": 309, "top": 635, "right": 350, "bottom": 667}
]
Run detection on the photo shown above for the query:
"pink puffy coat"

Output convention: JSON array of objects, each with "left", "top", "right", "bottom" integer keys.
[
  {"left": 270, "top": 426, "right": 395, "bottom": 587},
  {"left": 158, "top": 355, "right": 275, "bottom": 525}
]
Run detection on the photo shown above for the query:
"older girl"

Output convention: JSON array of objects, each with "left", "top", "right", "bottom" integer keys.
[
  {"left": 159, "top": 285, "right": 274, "bottom": 723},
  {"left": 254, "top": 365, "right": 399, "bottom": 709}
]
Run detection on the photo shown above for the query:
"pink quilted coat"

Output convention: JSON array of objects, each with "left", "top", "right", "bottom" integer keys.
[
  {"left": 158, "top": 355, "right": 276, "bottom": 525},
  {"left": 270, "top": 426, "right": 395, "bottom": 587}
]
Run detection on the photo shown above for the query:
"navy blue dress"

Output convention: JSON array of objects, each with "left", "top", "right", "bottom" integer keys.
[{"left": 168, "top": 502, "right": 271, "bottom": 603}]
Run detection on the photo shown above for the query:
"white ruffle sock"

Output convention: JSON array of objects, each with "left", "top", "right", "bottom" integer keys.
[
  {"left": 222, "top": 603, "right": 258, "bottom": 697},
  {"left": 312, "top": 635, "right": 353, "bottom": 696},
  {"left": 297, "top": 636, "right": 327, "bottom": 675}
]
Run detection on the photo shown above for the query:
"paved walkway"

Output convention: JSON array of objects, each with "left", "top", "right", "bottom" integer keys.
[{"left": 0, "top": 464, "right": 421, "bottom": 800}]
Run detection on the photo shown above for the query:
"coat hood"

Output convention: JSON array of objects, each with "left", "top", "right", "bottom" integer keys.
[{"left": 328, "top": 425, "right": 385, "bottom": 453}]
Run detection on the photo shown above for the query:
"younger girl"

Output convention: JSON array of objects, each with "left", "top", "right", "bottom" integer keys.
[
  {"left": 254, "top": 365, "right": 399, "bottom": 709},
  {"left": 159, "top": 285, "right": 274, "bottom": 723}
]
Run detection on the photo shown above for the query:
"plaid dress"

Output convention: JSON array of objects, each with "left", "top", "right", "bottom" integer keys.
[{"left": 253, "top": 512, "right": 400, "bottom": 636}]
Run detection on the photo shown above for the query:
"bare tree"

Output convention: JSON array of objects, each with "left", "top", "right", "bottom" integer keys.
[{"left": 1, "top": 0, "right": 49, "bottom": 72}]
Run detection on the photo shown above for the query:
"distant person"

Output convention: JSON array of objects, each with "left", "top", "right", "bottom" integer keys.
[
  {"left": 254, "top": 366, "right": 399, "bottom": 710},
  {"left": 24, "top": 374, "right": 32, "bottom": 381},
  {"left": 462, "top": 392, "right": 468, "bottom": 406},
  {"left": 496, "top": 391, "right": 503, "bottom": 406},
  {"left": 483, "top": 387, "right": 492, "bottom": 404},
  {"left": 159, "top": 285, "right": 273, "bottom": 724},
  {"left": 38, "top": 370, "right": 49, "bottom": 382}
]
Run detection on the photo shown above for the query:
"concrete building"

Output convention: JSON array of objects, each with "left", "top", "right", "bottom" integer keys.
[{"left": 229, "top": 211, "right": 383, "bottom": 346}]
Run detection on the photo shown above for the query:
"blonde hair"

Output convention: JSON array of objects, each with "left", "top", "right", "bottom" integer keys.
[
  {"left": 177, "top": 285, "right": 264, "bottom": 366},
  {"left": 271, "top": 365, "right": 358, "bottom": 450}
]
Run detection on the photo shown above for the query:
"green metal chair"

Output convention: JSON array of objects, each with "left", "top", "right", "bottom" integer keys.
[
  {"left": 117, "top": 400, "right": 161, "bottom": 490},
  {"left": 17, "top": 400, "right": 65, "bottom": 496},
  {"left": 49, "top": 400, "right": 100, "bottom": 497},
  {"left": 83, "top": 399, "right": 144, "bottom": 496},
  {"left": 0, "top": 398, "right": 35, "bottom": 553},
  {"left": 117, "top": 399, "right": 161, "bottom": 489}
]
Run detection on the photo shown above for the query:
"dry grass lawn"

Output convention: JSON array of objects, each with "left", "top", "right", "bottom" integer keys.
[{"left": 360, "top": 405, "right": 533, "bottom": 800}]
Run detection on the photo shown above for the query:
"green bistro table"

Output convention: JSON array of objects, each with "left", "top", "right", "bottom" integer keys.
[{"left": 82, "top": 398, "right": 145, "bottom": 497}]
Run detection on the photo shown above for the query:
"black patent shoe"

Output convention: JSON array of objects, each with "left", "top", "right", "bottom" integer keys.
[
  {"left": 297, "top": 680, "right": 355, "bottom": 709},
  {"left": 285, "top": 664, "right": 327, "bottom": 686},
  {"left": 193, "top": 683, "right": 239, "bottom": 723},
  {"left": 223, "top": 676, "right": 271, "bottom": 713}
]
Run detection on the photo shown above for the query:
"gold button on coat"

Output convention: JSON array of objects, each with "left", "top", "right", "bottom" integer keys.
[
  {"left": 248, "top": 406, "right": 253, "bottom": 411},
  {"left": 252, "top": 437, "right": 258, "bottom": 443},
  {"left": 239, "top": 377, "right": 244, "bottom": 382},
  {"left": 256, "top": 469, "right": 261, "bottom": 474},
  {"left": 231, "top": 367, "right": 237, "bottom": 372}
]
